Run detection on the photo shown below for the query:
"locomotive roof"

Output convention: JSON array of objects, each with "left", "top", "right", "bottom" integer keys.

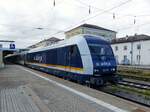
[{"left": 28, "top": 34, "right": 107, "bottom": 53}]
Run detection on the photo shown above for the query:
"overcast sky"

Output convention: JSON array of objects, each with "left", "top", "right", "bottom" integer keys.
[{"left": 0, "top": 0, "right": 150, "bottom": 48}]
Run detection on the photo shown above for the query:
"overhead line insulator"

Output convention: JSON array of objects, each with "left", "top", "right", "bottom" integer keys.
[
  {"left": 89, "top": 5, "right": 91, "bottom": 14},
  {"left": 53, "top": 0, "right": 56, "bottom": 7}
]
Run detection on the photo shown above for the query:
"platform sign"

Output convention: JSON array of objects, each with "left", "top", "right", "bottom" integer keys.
[{"left": 10, "top": 43, "right": 15, "bottom": 49}]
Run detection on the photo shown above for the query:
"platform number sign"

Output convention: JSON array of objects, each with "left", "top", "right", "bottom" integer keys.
[{"left": 10, "top": 43, "right": 15, "bottom": 49}]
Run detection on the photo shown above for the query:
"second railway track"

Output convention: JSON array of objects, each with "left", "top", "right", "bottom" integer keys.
[{"left": 118, "top": 80, "right": 150, "bottom": 90}]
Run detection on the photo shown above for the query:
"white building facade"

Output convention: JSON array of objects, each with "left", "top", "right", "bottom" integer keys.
[{"left": 111, "top": 34, "right": 150, "bottom": 65}]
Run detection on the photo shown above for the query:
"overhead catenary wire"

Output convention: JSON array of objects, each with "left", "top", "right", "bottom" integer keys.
[
  {"left": 65, "top": 2, "right": 144, "bottom": 30},
  {"left": 2, "top": 0, "right": 150, "bottom": 41},
  {"left": 74, "top": 0, "right": 150, "bottom": 18},
  {"left": 11, "top": 0, "right": 147, "bottom": 37},
  {"left": 46, "top": 0, "right": 133, "bottom": 37},
  {"left": 117, "top": 21, "right": 150, "bottom": 31},
  {"left": 57, "top": 0, "right": 150, "bottom": 35},
  {"left": 79, "top": 0, "right": 132, "bottom": 23}
]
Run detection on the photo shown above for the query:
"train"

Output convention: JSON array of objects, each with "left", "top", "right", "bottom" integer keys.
[{"left": 5, "top": 34, "right": 119, "bottom": 86}]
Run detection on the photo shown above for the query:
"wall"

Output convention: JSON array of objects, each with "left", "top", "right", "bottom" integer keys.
[
  {"left": 111, "top": 40, "right": 150, "bottom": 65},
  {"left": 132, "top": 40, "right": 150, "bottom": 65},
  {"left": 65, "top": 27, "right": 116, "bottom": 41},
  {"left": 83, "top": 27, "right": 116, "bottom": 41},
  {"left": 111, "top": 42, "right": 131, "bottom": 65},
  {"left": 65, "top": 28, "right": 83, "bottom": 39},
  {"left": 0, "top": 50, "right": 4, "bottom": 68}
]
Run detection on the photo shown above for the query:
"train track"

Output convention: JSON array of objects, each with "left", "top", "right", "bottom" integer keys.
[
  {"left": 117, "top": 80, "right": 150, "bottom": 90},
  {"left": 97, "top": 80, "right": 150, "bottom": 107},
  {"left": 94, "top": 80, "right": 150, "bottom": 107},
  {"left": 100, "top": 88, "right": 150, "bottom": 107}
]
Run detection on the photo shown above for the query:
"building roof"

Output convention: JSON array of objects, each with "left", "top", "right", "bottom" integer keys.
[
  {"left": 27, "top": 37, "right": 62, "bottom": 49},
  {"left": 37, "top": 37, "right": 61, "bottom": 44},
  {"left": 0, "top": 40, "right": 15, "bottom": 42},
  {"left": 111, "top": 34, "right": 150, "bottom": 44},
  {"left": 65, "top": 24, "right": 117, "bottom": 33}
]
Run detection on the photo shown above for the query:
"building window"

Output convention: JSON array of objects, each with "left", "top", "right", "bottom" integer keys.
[
  {"left": 137, "top": 44, "right": 141, "bottom": 50},
  {"left": 136, "top": 55, "right": 141, "bottom": 65},
  {"left": 123, "top": 55, "right": 127, "bottom": 61},
  {"left": 115, "top": 55, "right": 119, "bottom": 64},
  {"left": 101, "top": 34, "right": 105, "bottom": 37},
  {"left": 123, "top": 55, "right": 130, "bottom": 65},
  {"left": 115, "top": 46, "right": 118, "bottom": 51},
  {"left": 137, "top": 55, "right": 140, "bottom": 60},
  {"left": 124, "top": 46, "right": 127, "bottom": 50}
]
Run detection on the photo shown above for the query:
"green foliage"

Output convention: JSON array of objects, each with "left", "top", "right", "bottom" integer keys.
[{"left": 117, "top": 67, "right": 150, "bottom": 81}]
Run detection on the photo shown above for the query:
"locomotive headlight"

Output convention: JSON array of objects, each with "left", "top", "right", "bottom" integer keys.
[
  {"left": 111, "top": 68, "right": 116, "bottom": 71},
  {"left": 94, "top": 69, "right": 99, "bottom": 72}
]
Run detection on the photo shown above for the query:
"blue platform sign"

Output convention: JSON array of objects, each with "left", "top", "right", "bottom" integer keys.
[{"left": 10, "top": 44, "right": 15, "bottom": 49}]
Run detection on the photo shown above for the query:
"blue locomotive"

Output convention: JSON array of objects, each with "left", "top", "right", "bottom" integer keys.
[{"left": 6, "top": 35, "right": 118, "bottom": 86}]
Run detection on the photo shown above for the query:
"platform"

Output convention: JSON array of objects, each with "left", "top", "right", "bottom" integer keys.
[{"left": 0, "top": 65, "right": 149, "bottom": 112}]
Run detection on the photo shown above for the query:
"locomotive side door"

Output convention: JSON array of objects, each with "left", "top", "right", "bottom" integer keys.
[
  {"left": 65, "top": 46, "right": 73, "bottom": 77},
  {"left": 64, "top": 47, "right": 69, "bottom": 78},
  {"left": 68, "top": 46, "right": 73, "bottom": 72}
]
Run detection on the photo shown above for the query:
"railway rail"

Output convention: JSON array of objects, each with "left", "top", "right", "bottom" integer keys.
[
  {"left": 100, "top": 88, "right": 150, "bottom": 108},
  {"left": 97, "top": 79, "right": 150, "bottom": 107},
  {"left": 117, "top": 80, "right": 150, "bottom": 90},
  {"left": 88, "top": 79, "right": 150, "bottom": 107}
]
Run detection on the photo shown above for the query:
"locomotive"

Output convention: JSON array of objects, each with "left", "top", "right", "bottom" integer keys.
[{"left": 5, "top": 35, "right": 118, "bottom": 86}]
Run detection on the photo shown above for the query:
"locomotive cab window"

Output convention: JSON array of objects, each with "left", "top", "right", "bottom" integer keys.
[
  {"left": 88, "top": 44, "right": 113, "bottom": 56},
  {"left": 69, "top": 46, "right": 74, "bottom": 55}
]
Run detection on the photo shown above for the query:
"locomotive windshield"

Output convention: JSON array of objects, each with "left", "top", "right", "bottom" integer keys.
[{"left": 88, "top": 44, "right": 113, "bottom": 56}]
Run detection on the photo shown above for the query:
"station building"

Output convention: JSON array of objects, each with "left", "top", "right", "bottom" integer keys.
[
  {"left": 27, "top": 24, "right": 116, "bottom": 50},
  {"left": 65, "top": 24, "right": 117, "bottom": 41},
  {"left": 111, "top": 34, "right": 150, "bottom": 65}
]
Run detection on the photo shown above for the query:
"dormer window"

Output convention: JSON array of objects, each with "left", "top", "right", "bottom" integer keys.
[
  {"left": 115, "top": 46, "right": 118, "bottom": 51},
  {"left": 124, "top": 46, "right": 127, "bottom": 50},
  {"left": 137, "top": 44, "right": 141, "bottom": 50}
]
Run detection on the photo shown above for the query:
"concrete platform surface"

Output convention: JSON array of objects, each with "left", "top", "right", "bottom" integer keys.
[{"left": 0, "top": 65, "right": 149, "bottom": 112}]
